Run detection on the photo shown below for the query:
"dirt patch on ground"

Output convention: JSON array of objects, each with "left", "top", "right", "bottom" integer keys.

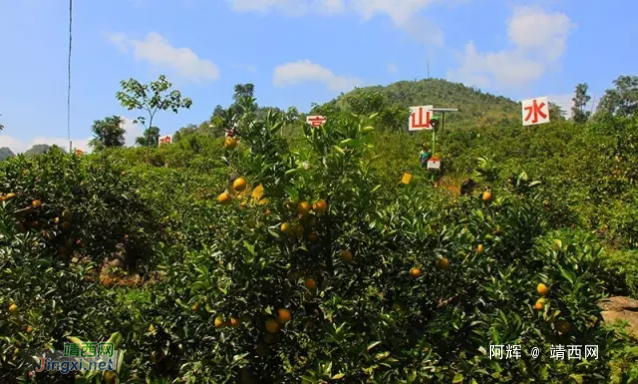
[{"left": 599, "top": 296, "right": 638, "bottom": 336}]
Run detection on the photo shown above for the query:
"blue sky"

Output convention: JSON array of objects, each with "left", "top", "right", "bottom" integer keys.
[{"left": 0, "top": 0, "right": 636, "bottom": 152}]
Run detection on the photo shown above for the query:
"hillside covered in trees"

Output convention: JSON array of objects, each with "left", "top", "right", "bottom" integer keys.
[
  {"left": 1, "top": 74, "right": 638, "bottom": 383},
  {"left": 328, "top": 79, "right": 524, "bottom": 129}
]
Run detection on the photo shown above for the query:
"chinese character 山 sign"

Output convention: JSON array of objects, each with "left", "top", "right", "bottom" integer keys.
[
  {"left": 306, "top": 116, "right": 327, "bottom": 128},
  {"left": 408, "top": 106, "right": 434, "bottom": 131},
  {"left": 522, "top": 97, "right": 550, "bottom": 126}
]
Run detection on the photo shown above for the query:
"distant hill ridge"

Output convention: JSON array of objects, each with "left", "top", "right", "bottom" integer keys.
[{"left": 329, "top": 78, "right": 522, "bottom": 128}]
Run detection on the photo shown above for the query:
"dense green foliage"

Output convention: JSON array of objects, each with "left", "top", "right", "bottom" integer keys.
[
  {"left": 90, "top": 116, "right": 127, "bottom": 150},
  {"left": 2, "top": 76, "right": 638, "bottom": 383}
]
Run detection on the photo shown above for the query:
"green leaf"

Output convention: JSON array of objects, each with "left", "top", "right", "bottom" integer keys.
[
  {"left": 331, "top": 373, "right": 345, "bottom": 380},
  {"left": 367, "top": 341, "right": 381, "bottom": 351},
  {"left": 453, "top": 374, "right": 464, "bottom": 383}
]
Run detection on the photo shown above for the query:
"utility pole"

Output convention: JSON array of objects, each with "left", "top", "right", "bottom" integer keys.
[{"left": 589, "top": 94, "right": 597, "bottom": 118}]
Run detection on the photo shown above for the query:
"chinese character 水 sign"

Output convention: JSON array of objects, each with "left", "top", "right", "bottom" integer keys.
[{"left": 522, "top": 97, "right": 550, "bottom": 126}]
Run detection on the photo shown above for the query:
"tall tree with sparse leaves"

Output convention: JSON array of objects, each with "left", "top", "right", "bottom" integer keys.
[
  {"left": 572, "top": 83, "right": 591, "bottom": 124},
  {"left": 116, "top": 75, "right": 193, "bottom": 146},
  {"left": 89, "top": 116, "right": 126, "bottom": 150}
]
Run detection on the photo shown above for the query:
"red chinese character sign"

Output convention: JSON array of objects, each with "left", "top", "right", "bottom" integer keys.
[
  {"left": 306, "top": 115, "right": 327, "bottom": 128},
  {"left": 408, "top": 105, "right": 434, "bottom": 131},
  {"left": 522, "top": 97, "right": 550, "bottom": 126},
  {"left": 158, "top": 135, "right": 172, "bottom": 146}
]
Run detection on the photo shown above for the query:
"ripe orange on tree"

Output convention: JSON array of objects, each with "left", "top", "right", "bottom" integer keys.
[
  {"left": 410, "top": 268, "right": 421, "bottom": 278},
  {"left": 233, "top": 178, "right": 247, "bottom": 192},
  {"left": 312, "top": 199, "right": 328, "bottom": 214},
  {"left": 26, "top": 326, "right": 33, "bottom": 333},
  {"left": 281, "top": 222, "right": 291, "bottom": 234},
  {"left": 482, "top": 190, "right": 492, "bottom": 202},
  {"left": 2, "top": 192, "right": 16, "bottom": 201},
  {"left": 534, "top": 298, "right": 545, "bottom": 311},
  {"left": 277, "top": 308, "right": 292, "bottom": 324},
  {"left": 8, "top": 304, "right": 18, "bottom": 314},
  {"left": 537, "top": 283, "right": 549, "bottom": 297},
  {"left": 31, "top": 199, "right": 42, "bottom": 208},
  {"left": 298, "top": 201, "right": 311, "bottom": 217},
  {"left": 340, "top": 250, "right": 352, "bottom": 263},
  {"left": 230, "top": 318, "right": 241, "bottom": 328},
  {"left": 215, "top": 317, "right": 225, "bottom": 328},
  {"left": 437, "top": 258, "right": 450, "bottom": 271},
  {"left": 218, "top": 192, "right": 232, "bottom": 205},
  {"left": 104, "top": 371, "right": 117, "bottom": 384},
  {"left": 265, "top": 318, "right": 280, "bottom": 333},
  {"left": 224, "top": 137, "right": 238, "bottom": 150},
  {"left": 477, "top": 244, "right": 484, "bottom": 254},
  {"left": 305, "top": 278, "right": 317, "bottom": 290}
]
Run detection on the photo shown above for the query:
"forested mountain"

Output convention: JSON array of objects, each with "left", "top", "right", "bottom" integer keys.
[
  {"left": 323, "top": 78, "right": 561, "bottom": 130},
  {"left": 0, "top": 147, "right": 14, "bottom": 161}
]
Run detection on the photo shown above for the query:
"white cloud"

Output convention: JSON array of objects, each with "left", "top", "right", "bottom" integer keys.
[
  {"left": 508, "top": 5, "right": 574, "bottom": 61},
  {"left": 448, "top": 6, "right": 575, "bottom": 89},
  {"left": 228, "top": 0, "right": 308, "bottom": 15},
  {"left": 0, "top": 117, "right": 142, "bottom": 154},
  {"left": 319, "top": 0, "right": 345, "bottom": 13},
  {"left": 227, "top": 0, "right": 443, "bottom": 45},
  {"left": 106, "top": 32, "right": 220, "bottom": 82},
  {"left": 387, "top": 63, "right": 398, "bottom": 74},
  {"left": 273, "top": 59, "right": 362, "bottom": 91},
  {"left": 352, "top": 0, "right": 436, "bottom": 26},
  {"left": 0, "top": 135, "right": 92, "bottom": 154},
  {"left": 228, "top": 0, "right": 345, "bottom": 14},
  {"left": 448, "top": 41, "right": 545, "bottom": 88}
]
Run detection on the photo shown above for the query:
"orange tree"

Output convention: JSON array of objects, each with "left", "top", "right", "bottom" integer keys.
[
  {"left": 0, "top": 148, "right": 162, "bottom": 268},
  {"left": 0, "top": 197, "right": 122, "bottom": 382},
  {"left": 117, "top": 98, "right": 623, "bottom": 383}
]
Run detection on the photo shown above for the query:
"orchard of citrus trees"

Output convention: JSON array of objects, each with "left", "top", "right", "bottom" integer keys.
[{"left": 2, "top": 82, "right": 638, "bottom": 383}]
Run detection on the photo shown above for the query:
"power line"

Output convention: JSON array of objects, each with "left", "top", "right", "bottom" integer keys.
[{"left": 67, "top": 0, "right": 73, "bottom": 152}]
